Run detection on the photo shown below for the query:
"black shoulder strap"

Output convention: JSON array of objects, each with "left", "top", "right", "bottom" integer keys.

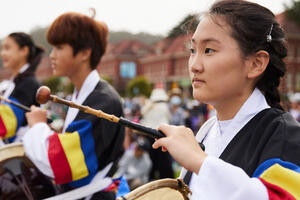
[{"left": 183, "top": 143, "right": 205, "bottom": 185}]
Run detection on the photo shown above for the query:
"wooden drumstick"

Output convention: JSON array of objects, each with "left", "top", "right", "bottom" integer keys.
[
  {"left": 36, "top": 86, "right": 165, "bottom": 139},
  {"left": 0, "top": 95, "right": 52, "bottom": 123},
  {"left": 0, "top": 95, "right": 31, "bottom": 112}
]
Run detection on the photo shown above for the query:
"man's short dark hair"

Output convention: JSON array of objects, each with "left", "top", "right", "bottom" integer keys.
[{"left": 47, "top": 12, "right": 108, "bottom": 69}]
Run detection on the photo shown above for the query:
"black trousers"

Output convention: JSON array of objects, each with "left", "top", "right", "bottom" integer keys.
[
  {"left": 147, "top": 138, "right": 174, "bottom": 180},
  {"left": 90, "top": 190, "right": 115, "bottom": 200},
  {"left": 61, "top": 184, "right": 116, "bottom": 200}
]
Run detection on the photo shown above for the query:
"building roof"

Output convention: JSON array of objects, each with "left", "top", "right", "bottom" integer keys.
[
  {"left": 104, "top": 40, "right": 153, "bottom": 57},
  {"left": 154, "top": 34, "right": 190, "bottom": 54},
  {"left": 276, "top": 12, "right": 300, "bottom": 37}
]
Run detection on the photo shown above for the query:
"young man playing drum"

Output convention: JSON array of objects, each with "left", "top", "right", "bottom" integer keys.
[{"left": 23, "top": 12, "right": 125, "bottom": 200}]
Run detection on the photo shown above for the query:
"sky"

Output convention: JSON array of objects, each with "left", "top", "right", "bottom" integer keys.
[{"left": 0, "top": 0, "right": 292, "bottom": 39}]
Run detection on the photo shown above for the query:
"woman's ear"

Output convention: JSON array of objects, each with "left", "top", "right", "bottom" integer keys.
[
  {"left": 21, "top": 46, "right": 30, "bottom": 58},
  {"left": 247, "top": 50, "right": 269, "bottom": 79}
]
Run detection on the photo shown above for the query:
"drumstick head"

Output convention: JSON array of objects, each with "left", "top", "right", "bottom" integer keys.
[{"left": 36, "top": 86, "right": 51, "bottom": 104}]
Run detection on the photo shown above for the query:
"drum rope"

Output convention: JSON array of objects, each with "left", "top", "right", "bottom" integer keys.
[
  {"left": 4, "top": 167, "right": 34, "bottom": 200},
  {"left": 14, "top": 174, "right": 34, "bottom": 200}
]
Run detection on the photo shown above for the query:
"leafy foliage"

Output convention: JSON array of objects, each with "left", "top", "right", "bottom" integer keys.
[
  {"left": 126, "top": 76, "right": 152, "bottom": 97},
  {"left": 0, "top": 27, "right": 162, "bottom": 57},
  {"left": 30, "top": 26, "right": 52, "bottom": 54},
  {"left": 42, "top": 76, "right": 61, "bottom": 94},
  {"left": 285, "top": 0, "right": 300, "bottom": 26},
  {"left": 42, "top": 76, "right": 73, "bottom": 95},
  {"left": 101, "top": 75, "right": 113, "bottom": 85},
  {"left": 109, "top": 31, "right": 163, "bottom": 44},
  {"left": 167, "top": 14, "right": 199, "bottom": 39}
]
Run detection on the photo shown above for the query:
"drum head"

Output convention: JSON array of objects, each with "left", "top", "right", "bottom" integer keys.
[
  {"left": 0, "top": 143, "right": 30, "bottom": 175},
  {"left": 0, "top": 143, "right": 57, "bottom": 200},
  {"left": 118, "top": 178, "right": 191, "bottom": 200}
]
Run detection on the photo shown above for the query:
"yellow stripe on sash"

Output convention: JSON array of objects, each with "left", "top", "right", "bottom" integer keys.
[
  {"left": 260, "top": 164, "right": 300, "bottom": 199},
  {"left": 58, "top": 132, "right": 89, "bottom": 181},
  {"left": 0, "top": 104, "right": 17, "bottom": 138}
]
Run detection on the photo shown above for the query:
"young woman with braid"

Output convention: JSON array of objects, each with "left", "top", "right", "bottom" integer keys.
[
  {"left": 153, "top": 0, "right": 300, "bottom": 199},
  {"left": 0, "top": 32, "right": 44, "bottom": 142}
]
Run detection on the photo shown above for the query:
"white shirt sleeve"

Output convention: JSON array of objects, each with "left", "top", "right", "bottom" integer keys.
[
  {"left": 190, "top": 156, "right": 268, "bottom": 200},
  {"left": 22, "top": 122, "right": 54, "bottom": 178}
]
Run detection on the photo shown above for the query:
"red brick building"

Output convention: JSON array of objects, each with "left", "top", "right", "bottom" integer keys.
[
  {"left": 0, "top": 12, "right": 299, "bottom": 95},
  {"left": 99, "top": 40, "right": 153, "bottom": 93},
  {"left": 139, "top": 34, "right": 191, "bottom": 90},
  {"left": 276, "top": 13, "right": 300, "bottom": 93},
  {"left": 99, "top": 12, "right": 300, "bottom": 94}
]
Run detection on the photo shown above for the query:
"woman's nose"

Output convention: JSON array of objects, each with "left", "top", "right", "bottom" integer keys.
[{"left": 189, "top": 57, "right": 203, "bottom": 73}]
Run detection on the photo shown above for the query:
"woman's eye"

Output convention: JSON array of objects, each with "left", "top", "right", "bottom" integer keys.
[
  {"left": 190, "top": 48, "right": 195, "bottom": 54},
  {"left": 205, "top": 48, "right": 215, "bottom": 54}
]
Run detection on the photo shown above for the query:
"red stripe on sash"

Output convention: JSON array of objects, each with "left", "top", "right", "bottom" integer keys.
[
  {"left": 260, "top": 178, "right": 296, "bottom": 200},
  {"left": 0, "top": 116, "right": 7, "bottom": 137},
  {"left": 48, "top": 133, "right": 72, "bottom": 184}
]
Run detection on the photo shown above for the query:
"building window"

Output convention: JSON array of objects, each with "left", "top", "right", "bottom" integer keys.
[{"left": 120, "top": 62, "right": 136, "bottom": 78}]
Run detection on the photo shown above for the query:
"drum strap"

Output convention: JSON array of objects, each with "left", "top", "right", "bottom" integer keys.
[
  {"left": 4, "top": 158, "right": 34, "bottom": 200},
  {"left": 183, "top": 170, "right": 192, "bottom": 185},
  {"left": 183, "top": 143, "right": 205, "bottom": 186}
]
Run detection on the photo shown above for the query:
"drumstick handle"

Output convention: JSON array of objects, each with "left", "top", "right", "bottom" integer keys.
[
  {"left": 50, "top": 95, "right": 83, "bottom": 110},
  {"left": 50, "top": 94, "right": 120, "bottom": 122},
  {"left": 1, "top": 96, "right": 31, "bottom": 112},
  {"left": 50, "top": 94, "right": 165, "bottom": 138},
  {"left": 119, "top": 117, "right": 165, "bottom": 139}
]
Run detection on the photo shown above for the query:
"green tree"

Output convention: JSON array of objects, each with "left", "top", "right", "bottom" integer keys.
[
  {"left": 42, "top": 76, "right": 61, "bottom": 94},
  {"left": 109, "top": 31, "right": 163, "bottom": 44},
  {"left": 42, "top": 76, "right": 73, "bottom": 95},
  {"left": 30, "top": 26, "right": 52, "bottom": 54},
  {"left": 126, "top": 76, "right": 152, "bottom": 97},
  {"left": 285, "top": 0, "right": 300, "bottom": 25},
  {"left": 167, "top": 14, "right": 199, "bottom": 39},
  {"left": 101, "top": 75, "right": 113, "bottom": 85}
]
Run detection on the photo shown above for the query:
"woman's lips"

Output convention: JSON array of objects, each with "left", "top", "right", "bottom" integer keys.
[{"left": 192, "top": 78, "right": 205, "bottom": 87}]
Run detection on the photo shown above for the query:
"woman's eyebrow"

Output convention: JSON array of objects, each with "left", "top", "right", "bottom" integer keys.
[{"left": 191, "top": 37, "right": 221, "bottom": 45}]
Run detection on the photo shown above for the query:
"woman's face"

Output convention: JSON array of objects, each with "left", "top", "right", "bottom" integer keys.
[
  {"left": 189, "top": 16, "right": 251, "bottom": 107},
  {"left": 0, "top": 36, "right": 27, "bottom": 70}
]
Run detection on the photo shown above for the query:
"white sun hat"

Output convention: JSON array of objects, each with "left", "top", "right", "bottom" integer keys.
[
  {"left": 290, "top": 93, "right": 300, "bottom": 103},
  {"left": 150, "top": 88, "right": 169, "bottom": 102}
]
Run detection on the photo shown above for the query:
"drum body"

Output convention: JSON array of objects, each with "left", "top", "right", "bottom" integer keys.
[
  {"left": 117, "top": 178, "right": 191, "bottom": 200},
  {"left": 0, "top": 143, "right": 57, "bottom": 200}
]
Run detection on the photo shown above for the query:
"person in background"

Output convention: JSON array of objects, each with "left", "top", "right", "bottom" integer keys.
[
  {"left": 153, "top": 0, "right": 300, "bottom": 199},
  {"left": 169, "top": 94, "right": 186, "bottom": 126},
  {"left": 116, "top": 137, "right": 152, "bottom": 190},
  {"left": 23, "top": 12, "right": 124, "bottom": 199},
  {"left": 0, "top": 32, "right": 44, "bottom": 143},
  {"left": 288, "top": 93, "right": 300, "bottom": 122},
  {"left": 140, "top": 87, "right": 174, "bottom": 180}
]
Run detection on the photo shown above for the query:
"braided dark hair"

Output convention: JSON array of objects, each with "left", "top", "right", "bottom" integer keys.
[
  {"left": 209, "top": 0, "right": 287, "bottom": 110},
  {"left": 8, "top": 32, "right": 44, "bottom": 79}
]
